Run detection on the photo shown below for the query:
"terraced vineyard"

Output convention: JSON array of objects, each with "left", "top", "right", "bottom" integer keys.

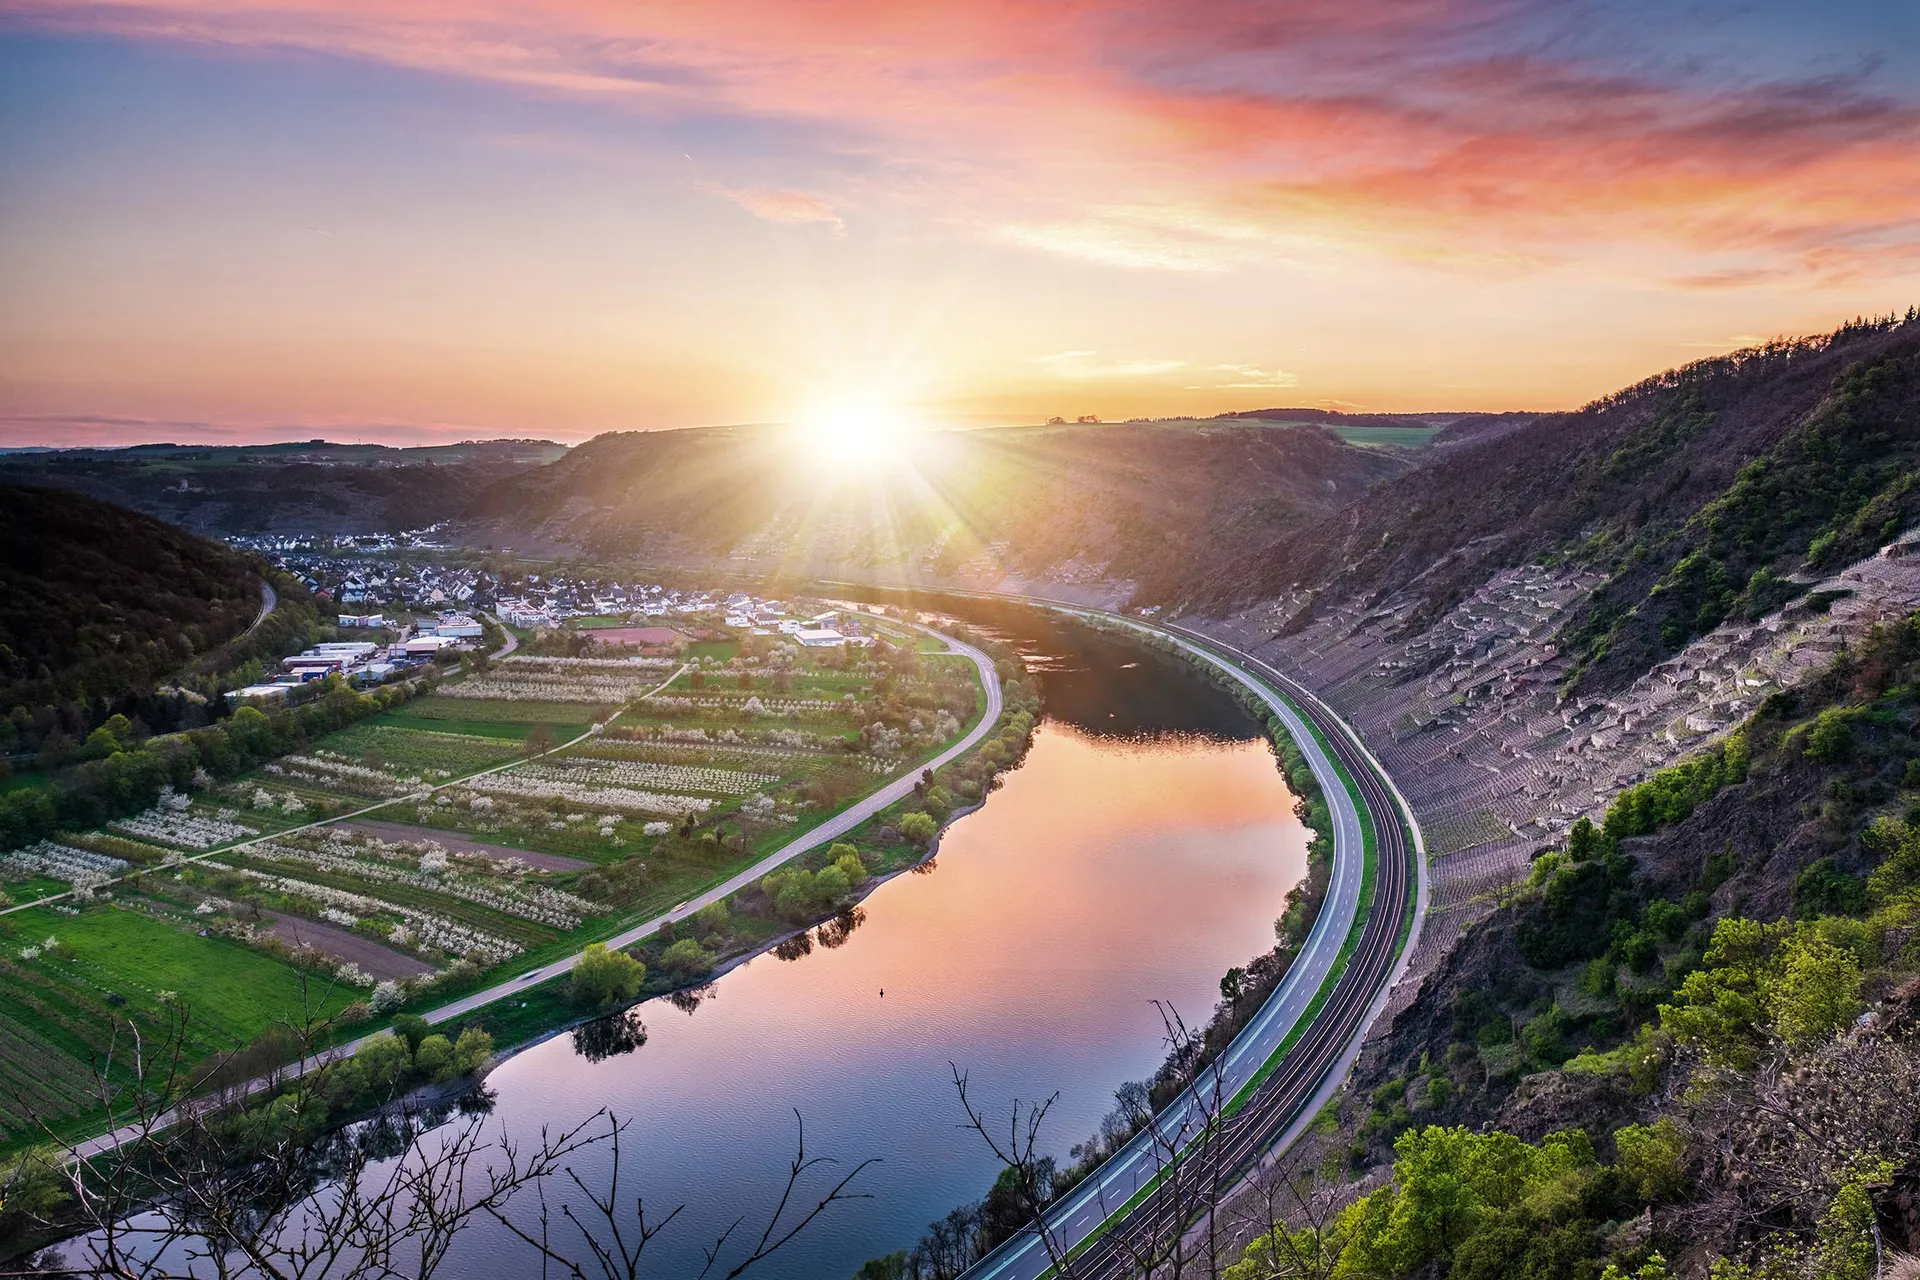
[{"left": 0, "top": 633, "right": 995, "bottom": 1149}]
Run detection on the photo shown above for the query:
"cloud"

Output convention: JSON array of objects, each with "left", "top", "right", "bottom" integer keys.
[
  {"left": 1203, "top": 365, "right": 1300, "bottom": 389},
  {"left": 5, "top": 0, "right": 1920, "bottom": 284},
  {"left": 703, "top": 183, "right": 845, "bottom": 232},
  {"left": 1031, "top": 351, "right": 1189, "bottom": 379},
  {"left": 0, "top": 413, "right": 559, "bottom": 449}
]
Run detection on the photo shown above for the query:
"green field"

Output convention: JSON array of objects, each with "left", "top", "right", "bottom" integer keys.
[
  {"left": 2, "top": 905, "right": 357, "bottom": 1056},
  {"left": 1327, "top": 424, "right": 1442, "bottom": 448},
  {"left": 375, "top": 698, "right": 597, "bottom": 736}
]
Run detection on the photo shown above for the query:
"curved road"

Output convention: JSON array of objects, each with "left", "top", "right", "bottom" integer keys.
[
  {"left": 72, "top": 619, "right": 1002, "bottom": 1160},
  {"left": 923, "top": 601, "right": 1424, "bottom": 1280}
]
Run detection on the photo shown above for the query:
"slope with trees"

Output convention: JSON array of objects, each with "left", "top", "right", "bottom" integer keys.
[{"left": 1204, "top": 311, "right": 1920, "bottom": 693}]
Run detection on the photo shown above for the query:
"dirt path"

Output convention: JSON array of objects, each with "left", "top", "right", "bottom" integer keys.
[
  {"left": 261, "top": 910, "right": 434, "bottom": 980},
  {"left": 339, "top": 819, "right": 593, "bottom": 871}
]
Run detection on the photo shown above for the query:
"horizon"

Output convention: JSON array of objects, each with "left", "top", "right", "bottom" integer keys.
[{"left": 5, "top": 1, "right": 1920, "bottom": 449}]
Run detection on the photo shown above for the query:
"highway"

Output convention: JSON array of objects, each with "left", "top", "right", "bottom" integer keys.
[{"left": 943, "top": 602, "right": 1424, "bottom": 1280}]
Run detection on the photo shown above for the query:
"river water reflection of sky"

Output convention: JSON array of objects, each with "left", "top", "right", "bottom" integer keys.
[{"left": 444, "top": 608, "right": 1311, "bottom": 1277}]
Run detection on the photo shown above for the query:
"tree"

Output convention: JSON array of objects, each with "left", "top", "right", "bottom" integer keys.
[
  {"left": 523, "top": 723, "right": 558, "bottom": 758},
  {"left": 1614, "top": 1120, "right": 1689, "bottom": 1202},
  {"left": 452, "top": 1026, "right": 493, "bottom": 1075},
  {"left": 660, "top": 936, "right": 715, "bottom": 975},
  {"left": 414, "top": 1032, "right": 456, "bottom": 1082},
  {"left": 899, "top": 812, "right": 938, "bottom": 845},
  {"left": 354, "top": 1029, "right": 413, "bottom": 1084},
  {"left": 571, "top": 941, "right": 646, "bottom": 1006},
  {"left": 813, "top": 864, "right": 852, "bottom": 901},
  {"left": 1770, "top": 930, "right": 1864, "bottom": 1047}
]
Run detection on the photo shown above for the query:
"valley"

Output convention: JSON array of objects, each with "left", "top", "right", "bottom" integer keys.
[{"left": 6, "top": 315, "right": 1920, "bottom": 1279}]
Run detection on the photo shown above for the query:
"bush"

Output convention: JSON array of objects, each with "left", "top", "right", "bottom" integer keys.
[
  {"left": 899, "top": 812, "right": 938, "bottom": 845},
  {"left": 571, "top": 942, "right": 646, "bottom": 1006}
]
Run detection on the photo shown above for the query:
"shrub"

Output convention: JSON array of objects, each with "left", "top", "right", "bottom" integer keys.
[{"left": 899, "top": 812, "right": 937, "bottom": 845}]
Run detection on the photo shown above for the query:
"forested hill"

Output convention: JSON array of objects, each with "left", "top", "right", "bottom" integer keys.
[
  {"left": 1203, "top": 310, "right": 1920, "bottom": 691},
  {"left": 0, "top": 439, "right": 565, "bottom": 537},
  {"left": 464, "top": 419, "right": 1410, "bottom": 603},
  {"left": 0, "top": 484, "right": 265, "bottom": 726}
]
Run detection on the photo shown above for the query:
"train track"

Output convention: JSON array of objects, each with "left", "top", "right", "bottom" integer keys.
[
  {"left": 924, "top": 599, "right": 1419, "bottom": 1280},
  {"left": 1060, "top": 623, "right": 1416, "bottom": 1278}
]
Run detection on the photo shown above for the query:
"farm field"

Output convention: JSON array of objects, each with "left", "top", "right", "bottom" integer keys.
[{"left": 0, "top": 627, "right": 998, "bottom": 1154}]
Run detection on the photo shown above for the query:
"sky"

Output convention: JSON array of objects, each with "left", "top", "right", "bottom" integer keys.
[{"left": 3, "top": 0, "right": 1920, "bottom": 446}]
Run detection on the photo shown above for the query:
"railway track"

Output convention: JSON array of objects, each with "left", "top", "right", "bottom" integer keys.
[
  {"left": 936, "top": 603, "right": 1419, "bottom": 1280},
  {"left": 1061, "top": 625, "right": 1415, "bottom": 1278}
]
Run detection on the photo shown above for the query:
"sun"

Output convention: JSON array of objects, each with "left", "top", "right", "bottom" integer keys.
[{"left": 796, "top": 399, "right": 907, "bottom": 470}]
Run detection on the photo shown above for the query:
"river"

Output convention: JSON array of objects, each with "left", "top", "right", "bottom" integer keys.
[{"left": 415, "top": 607, "right": 1307, "bottom": 1277}]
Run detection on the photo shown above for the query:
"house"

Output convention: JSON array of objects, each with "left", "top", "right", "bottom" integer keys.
[
  {"left": 338, "top": 613, "right": 387, "bottom": 628},
  {"left": 795, "top": 628, "right": 846, "bottom": 647},
  {"left": 433, "top": 615, "right": 484, "bottom": 638},
  {"left": 281, "top": 651, "right": 350, "bottom": 672},
  {"left": 724, "top": 614, "right": 753, "bottom": 629}
]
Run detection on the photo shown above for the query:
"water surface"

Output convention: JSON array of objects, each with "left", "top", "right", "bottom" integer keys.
[{"left": 441, "top": 609, "right": 1311, "bottom": 1277}]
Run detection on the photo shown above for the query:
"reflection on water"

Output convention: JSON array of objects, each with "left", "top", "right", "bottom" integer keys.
[{"left": 426, "top": 612, "right": 1311, "bottom": 1278}]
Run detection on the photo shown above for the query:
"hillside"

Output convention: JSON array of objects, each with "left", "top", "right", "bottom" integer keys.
[
  {"left": 1252, "top": 615, "right": 1920, "bottom": 1279},
  {"left": 0, "top": 485, "right": 283, "bottom": 748},
  {"left": 0, "top": 440, "right": 565, "bottom": 537},
  {"left": 1205, "top": 312, "right": 1920, "bottom": 693},
  {"left": 465, "top": 420, "right": 1409, "bottom": 603}
]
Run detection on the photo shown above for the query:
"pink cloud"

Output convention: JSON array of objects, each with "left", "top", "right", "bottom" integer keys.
[
  {"left": 703, "top": 183, "right": 844, "bottom": 231},
  {"left": 6, "top": 0, "right": 1920, "bottom": 282}
]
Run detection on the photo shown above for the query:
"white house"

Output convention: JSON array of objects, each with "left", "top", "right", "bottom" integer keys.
[
  {"left": 433, "top": 615, "right": 483, "bottom": 638},
  {"left": 795, "top": 628, "right": 846, "bottom": 647}
]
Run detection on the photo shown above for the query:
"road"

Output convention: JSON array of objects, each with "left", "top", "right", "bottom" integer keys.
[
  {"left": 941, "top": 602, "right": 1424, "bottom": 1280},
  {"left": 245, "top": 578, "right": 278, "bottom": 637},
  {"left": 70, "top": 620, "right": 1002, "bottom": 1160},
  {"left": 483, "top": 612, "right": 518, "bottom": 659}
]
